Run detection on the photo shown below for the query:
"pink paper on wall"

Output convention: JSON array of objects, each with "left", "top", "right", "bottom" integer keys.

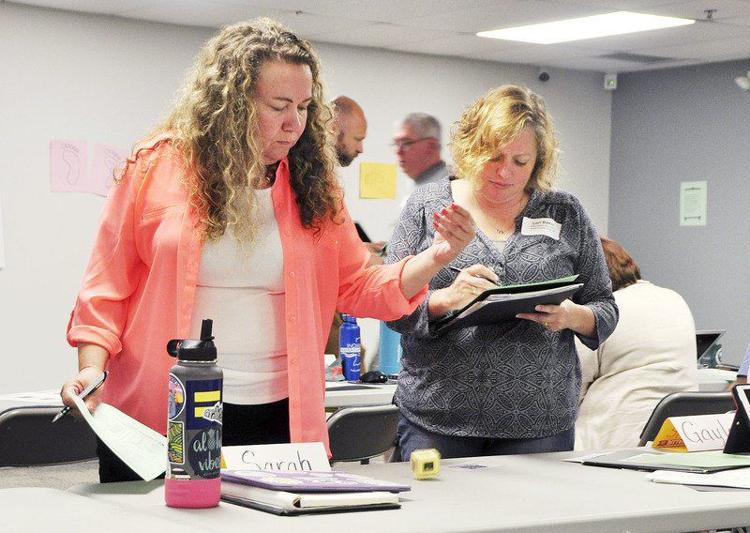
[
  {"left": 50, "top": 140, "right": 88, "bottom": 193},
  {"left": 90, "top": 144, "right": 128, "bottom": 197}
]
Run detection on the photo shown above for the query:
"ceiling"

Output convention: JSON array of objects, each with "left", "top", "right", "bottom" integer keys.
[{"left": 11, "top": 0, "right": 750, "bottom": 72}]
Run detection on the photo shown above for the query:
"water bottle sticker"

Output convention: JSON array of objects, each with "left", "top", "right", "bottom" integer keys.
[
  {"left": 167, "top": 420, "right": 185, "bottom": 465},
  {"left": 186, "top": 379, "right": 223, "bottom": 430},
  {"left": 189, "top": 427, "right": 222, "bottom": 479},
  {"left": 201, "top": 402, "right": 223, "bottom": 425},
  {"left": 167, "top": 374, "right": 185, "bottom": 419}
]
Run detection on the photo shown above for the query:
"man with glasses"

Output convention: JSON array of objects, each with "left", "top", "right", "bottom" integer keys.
[{"left": 393, "top": 113, "right": 449, "bottom": 188}]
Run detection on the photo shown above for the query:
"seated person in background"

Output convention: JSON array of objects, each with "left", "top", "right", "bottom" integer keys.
[
  {"left": 730, "top": 342, "right": 749, "bottom": 387},
  {"left": 575, "top": 237, "right": 698, "bottom": 450},
  {"left": 387, "top": 85, "right": 618, "bottom": 461}
]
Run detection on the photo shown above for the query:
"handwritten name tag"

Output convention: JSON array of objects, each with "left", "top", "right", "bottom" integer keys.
[
  {"left": 521, "top": 217, "right": 561, "bottom": 240},
  {"left": 221, "top": 442, "right": 331, "bottom": 472},
  {"left": 652, "top": 413, "right": 734, "bottom": 452}
]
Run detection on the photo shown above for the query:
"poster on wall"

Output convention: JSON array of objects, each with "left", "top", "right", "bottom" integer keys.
[
  {"left": 50, "top": 140, "right": 126, "bottom": 196},
  {"left": 50, "top": 139, "right": 88, "bottom": 193},
  {"left": 91, "top": 144, "right": 127, "bottom": 197},
  {"left": 0, "top": 196, "right": 5, "bottom": 270},
  {"left": 679, "top": 181, "right": 707, "bottom": 226},
  {"left": 0, "top": 193, "right": 5, "bottom": 269}
]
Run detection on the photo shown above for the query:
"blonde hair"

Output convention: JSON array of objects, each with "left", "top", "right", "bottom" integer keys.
[
  {"left": 160, "top": 18, "right": 339, "bottom": 242},
  {"left": 451, "top": 85, "right": 559, "bottom": 192}
]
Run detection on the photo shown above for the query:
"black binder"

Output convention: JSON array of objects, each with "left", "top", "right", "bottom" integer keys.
[
  {"left": 434, "top": 275, "right": 583, "bottom": 334},
  {"left": 724, "top": 384, "right": 750, "bottom": 454}
]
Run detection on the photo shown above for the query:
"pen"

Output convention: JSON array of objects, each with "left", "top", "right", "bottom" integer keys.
[
  {"left": 449, "top": 266, "right": 501, "bottom": 286},
  {"left": 52, "top": 371, "right": 107, "bottom": 423}
]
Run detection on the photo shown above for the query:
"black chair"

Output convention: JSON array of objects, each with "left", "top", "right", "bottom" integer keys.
[
  {"left": 327, "top": 404, "right": 400, "bottom": 464},
  {"left": 638, "top": 391, "right": 735, "bottom": 446},
  {"left": 0, "top": 406, "right": 98, "bottom": 466}
]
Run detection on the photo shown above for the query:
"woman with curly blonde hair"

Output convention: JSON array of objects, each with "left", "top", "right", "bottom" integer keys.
[
  {"left": 61, "top": 18, "right": 475, "bottom": 482},
  {"left": 387, "top": 84, "right": 617, "bottom": 460}
]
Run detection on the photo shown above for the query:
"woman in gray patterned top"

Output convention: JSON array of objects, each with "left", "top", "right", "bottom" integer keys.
[{"left": 386, "top": 85, "right": 618, "bottom": 460}]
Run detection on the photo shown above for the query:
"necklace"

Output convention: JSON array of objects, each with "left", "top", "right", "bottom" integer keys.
[{"left": 471, "top": 188, "right": 526, "bottom": 241}]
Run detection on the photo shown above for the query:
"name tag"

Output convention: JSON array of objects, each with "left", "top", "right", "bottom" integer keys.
[
  {"left": 651, "top": 413, "right": 734, "bottom": 452},
  {"left": 521, "top": 217, "right": 561, "bottom": 240}
]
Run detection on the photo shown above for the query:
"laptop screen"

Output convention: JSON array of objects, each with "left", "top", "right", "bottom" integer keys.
[{"left": 696, "top": 330, "right": 725, "bottom": 361}]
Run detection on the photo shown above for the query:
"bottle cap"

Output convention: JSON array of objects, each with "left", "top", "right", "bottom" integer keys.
[
  {"left": 341, "top": 314, "right": 357, "bottom": 324},
  {"left": 166, "top": 319, "right": 217, "bottom": 361}
]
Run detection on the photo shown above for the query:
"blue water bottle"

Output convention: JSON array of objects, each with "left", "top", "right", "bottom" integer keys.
[
  {"left": 378, "top": 321, "right": 402, "bottom": 377},
  {"left": 339, "top": 314, "right": 361, "bottom": 381}
]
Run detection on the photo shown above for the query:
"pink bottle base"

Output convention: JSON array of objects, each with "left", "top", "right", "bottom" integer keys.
[{"left": 165, "top": 477, "right": 220, "bottom": 508}]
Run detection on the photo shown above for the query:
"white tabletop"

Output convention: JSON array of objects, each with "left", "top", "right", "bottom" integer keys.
[
  {"left": 324, "top": 381, "right": 396, "bottom": 408},
  {"left": 2, "top": 451, "right": 745, "bottom": 533}
]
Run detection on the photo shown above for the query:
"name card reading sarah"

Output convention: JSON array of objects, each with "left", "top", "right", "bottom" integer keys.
[
  {"left": 652, "top": 412, "right": 734, "bottom": 452},
  {"left": 221, "top": 442, "right": 330, "bottom": 472}
]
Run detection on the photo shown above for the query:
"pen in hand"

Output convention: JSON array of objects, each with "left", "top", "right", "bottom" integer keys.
[
  {"left": 449, "top": 266, "right": 501, "bottom": 286},
  {"left": 52, "top": 370, "right": 108, "bottom": 423}
]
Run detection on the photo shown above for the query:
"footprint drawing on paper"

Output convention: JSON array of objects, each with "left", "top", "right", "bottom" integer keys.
[
  {"left": 62, "top": 144, "right": 81, "bottom": 185},
  {"left": 102, "top": 151, "right": 121, "bottom": 192}
]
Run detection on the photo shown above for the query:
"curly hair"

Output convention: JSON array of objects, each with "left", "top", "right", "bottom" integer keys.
[
  {"left": 451, "top": 84, "right": 559, "bottom": 193},
  {"left": 159, "top": 17, "right": 339, "bottom": 242}
]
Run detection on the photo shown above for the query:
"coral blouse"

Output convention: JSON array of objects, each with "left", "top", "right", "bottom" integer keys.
[{"left": 67, "top": 135, "right": 425, "bottom": 451}]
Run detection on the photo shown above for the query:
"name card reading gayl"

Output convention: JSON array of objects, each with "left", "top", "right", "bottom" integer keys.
[{"left": 652, "top": 413, "right": 734, "bottom": 452}]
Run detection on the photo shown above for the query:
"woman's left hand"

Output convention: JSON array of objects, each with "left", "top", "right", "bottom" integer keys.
[
  {"left": 516, "top": 299, "right": 595, "bottom": 336},
  {"left": 430, "top": 203, "right": 476, "bottom": 265}
]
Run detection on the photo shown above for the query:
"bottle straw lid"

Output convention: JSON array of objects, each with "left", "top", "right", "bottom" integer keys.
[{"left": 167, "top": 319, "right": 217, "bottom": 361}]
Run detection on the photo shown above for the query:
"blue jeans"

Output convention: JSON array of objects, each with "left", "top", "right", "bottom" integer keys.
[{"left": 397, "top": 415, "right": 575, "bottom": 461}]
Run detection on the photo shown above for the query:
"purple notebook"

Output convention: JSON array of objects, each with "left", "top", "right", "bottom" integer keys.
[{"left": 221, "top": 470, "right": 411, "bottom": 493}]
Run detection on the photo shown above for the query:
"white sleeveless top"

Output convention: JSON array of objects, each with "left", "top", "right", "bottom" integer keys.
[{"left": 190, "top": 188, "right": 288, "bottom": 405}]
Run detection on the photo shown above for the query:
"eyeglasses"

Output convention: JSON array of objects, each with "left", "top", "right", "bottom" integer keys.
[{"left": 391, "top": 137, "right": 432, "bottom": 151}]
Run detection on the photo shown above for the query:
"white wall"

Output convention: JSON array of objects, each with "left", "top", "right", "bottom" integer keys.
[{"left": 0, "top": 3, "right": 612, "bottom": 393}]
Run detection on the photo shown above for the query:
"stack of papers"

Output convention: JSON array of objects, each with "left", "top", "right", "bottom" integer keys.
[{"left": 648, "top": 468, "right": 750, "bottom": 489}]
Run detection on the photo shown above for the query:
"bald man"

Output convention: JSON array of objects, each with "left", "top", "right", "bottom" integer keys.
[
  {"left": 332, "top": 95, "right": 367, "bottom": 167},
  {"left": 330, "top": 96, "right": 384, "bottom": 264}
]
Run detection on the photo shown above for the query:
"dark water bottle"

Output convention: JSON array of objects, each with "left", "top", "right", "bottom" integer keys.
[
  {"left": 164, "top": 319, "right": 223, "bottom": 508},
  {"left": 339, "top": 314, "right": 362, "bottom": 381}
]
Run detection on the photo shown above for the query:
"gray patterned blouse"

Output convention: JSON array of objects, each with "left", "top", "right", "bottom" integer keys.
[{"left": 386, "top": 179, "right": 618, "bottom": 439}]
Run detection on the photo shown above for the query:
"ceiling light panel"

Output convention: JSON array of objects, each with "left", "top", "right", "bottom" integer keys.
[{"left": 477, "top": 11, "right": 695, "bottom": 44}]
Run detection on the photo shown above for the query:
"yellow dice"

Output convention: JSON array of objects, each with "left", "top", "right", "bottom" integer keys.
[{"left": 410, "top": 448, "right": 441, "bottom": 479}]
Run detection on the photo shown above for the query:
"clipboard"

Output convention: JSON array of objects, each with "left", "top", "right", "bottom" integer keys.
[
  {"left": 434, "top": 275, "right": 583, "bottom": 334},
  {"left": 580, "top": 448, "right": 750, "bottom": 474}
]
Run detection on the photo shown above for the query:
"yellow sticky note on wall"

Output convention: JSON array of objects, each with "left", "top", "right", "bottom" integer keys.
[{"left": 359, "top": 162, "right": 397, "bottom": 199}]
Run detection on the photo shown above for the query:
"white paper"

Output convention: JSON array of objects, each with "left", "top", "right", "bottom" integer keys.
[
  {"left": 679, "top": 181, "right": 707, "bottom": 226},
  {"left": 0, "top": 193, "right": 5, "bottom": 269},
  {"left": 222, "top": 442, "right": 330, "bottom": 472},
  {"left": 648, "top": 468, "right": 750, "bottom": 489},
  {"left": 72, "top": 395, "right": 166, "bottom": 481}
]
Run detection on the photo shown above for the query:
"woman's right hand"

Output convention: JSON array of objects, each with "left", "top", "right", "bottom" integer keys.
[
  {"left": 60, "top": 366, "right": 106, "bottom": 417},
  {"left": 428, "top": 264, "right": 499, "bottom": 318}
]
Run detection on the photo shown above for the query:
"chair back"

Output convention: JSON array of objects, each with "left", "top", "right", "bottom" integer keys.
[
  {"left": 0, "top": 406, "right": 97, "bottom": 466},
  {"left": 638, "top": 391, "right": 735, "bottom": 446},
  {"left": 327, "top": 404, "right": 399, "bottom": 463}
]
